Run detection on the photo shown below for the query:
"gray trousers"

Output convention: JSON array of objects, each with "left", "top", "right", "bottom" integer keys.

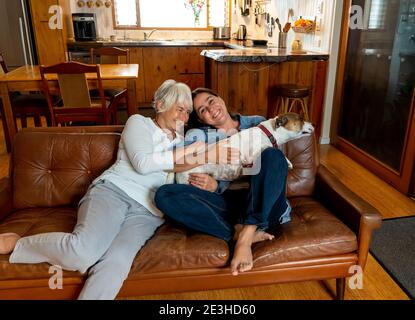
[{"left": 9, "top": 180, "right": 164, "bottom": 300}]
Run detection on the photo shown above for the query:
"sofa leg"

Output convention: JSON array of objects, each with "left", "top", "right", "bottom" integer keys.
[{"left": 336, "top": 278, "right": 346, "bottom": 300}]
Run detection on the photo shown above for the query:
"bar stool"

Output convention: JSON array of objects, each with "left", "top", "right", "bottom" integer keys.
[{"left": 271, "top": 84, "right": 310, "bottom": 120}]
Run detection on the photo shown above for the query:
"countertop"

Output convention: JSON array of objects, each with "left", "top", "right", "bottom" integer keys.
[
  {"left": 67, "top": 39, "right": 227, "bottom": 48},
  {"left": 201, "top": 48, "right": 329, "bottom": 63},
  {"left": 67, "top": 39, "right": 329, "bottom": 62}
]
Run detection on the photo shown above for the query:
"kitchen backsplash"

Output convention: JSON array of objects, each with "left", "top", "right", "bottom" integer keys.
[{"left": 69, "top": 0, "right": 334, "bottom": 51}]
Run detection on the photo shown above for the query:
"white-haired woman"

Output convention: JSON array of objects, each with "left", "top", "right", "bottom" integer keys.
[{"left": 0, "top": 80, "right": 237, "bottom": 300}]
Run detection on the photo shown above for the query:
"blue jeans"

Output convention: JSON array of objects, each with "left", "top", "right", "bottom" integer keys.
[{"left": 155, "top": 148, "right": 289, "bottom": 242}]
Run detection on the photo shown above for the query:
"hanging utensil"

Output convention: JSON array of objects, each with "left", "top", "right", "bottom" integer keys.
[
  {"left": 265, "top": 13, "right": 270, "bottom": 34},
  {"left": 283, "top": 22, "right": 291, "bottom": 33},
  {"left": 287, "top": 8, "right": 294, "bottom": 22},
  {"left": 276, "top": 17, "right": 282, "bottom": 33},
  {"left": 269, "top": 17, "right": 275, "bottom": 37}
]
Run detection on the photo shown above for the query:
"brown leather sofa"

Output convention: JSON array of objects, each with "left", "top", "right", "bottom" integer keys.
[{"left": 0, "top": 126, "right": 382, "bottom": 300}]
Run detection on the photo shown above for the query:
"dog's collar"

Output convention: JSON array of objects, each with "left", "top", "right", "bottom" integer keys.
[{"left": 258, "top": 124, "right": 278, "bottom": 148}]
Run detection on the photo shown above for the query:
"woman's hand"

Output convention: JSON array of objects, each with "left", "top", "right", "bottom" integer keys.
[
  {"left": 189, "top": 173, "right": 218, "bottom": 192},
  {"left": 207, "top": 140, "right": 240, "bottom": 165}
]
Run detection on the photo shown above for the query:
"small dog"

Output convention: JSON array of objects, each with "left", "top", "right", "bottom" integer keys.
[{"left": 175, "top": 113, "right": 314, "bottom": 184}]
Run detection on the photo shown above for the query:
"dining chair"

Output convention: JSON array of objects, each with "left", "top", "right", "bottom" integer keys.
[
  {"left": 0, "top": 53, "right": 51, "bottom": 151},
  {"left": 40, "top": 61, "right": 117, "bottom": 127},
  {"left": 90, "top": 47, "right": 130, "bottom": 124},
  {"left": 90, "top": 47, "right": 130, "bottom": 64}
]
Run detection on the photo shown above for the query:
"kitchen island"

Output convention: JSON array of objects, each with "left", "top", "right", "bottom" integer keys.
[{"left": 203, "top": 48, "right": 329, "bottom": 138}]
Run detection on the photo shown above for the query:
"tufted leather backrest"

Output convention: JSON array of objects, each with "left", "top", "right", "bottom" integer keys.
[
  {"left": 10, "top": 127, "right": 318, "bottom": 210},
  {"left": 282, "top": 134, "right": 319, "bottom": 197},
  {"left": 12, "top": 127, "right": 123, "bottom": 210}
]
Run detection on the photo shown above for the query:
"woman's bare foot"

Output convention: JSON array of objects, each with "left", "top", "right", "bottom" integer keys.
[
  {"left": 0, "top": 233, "right": 20, "bottom": 255},
  {"left": 230, "top": 225, "right": 256, "bottom": 276},
  {"left": 230, "top": 242, "right": 253, "bottom": 276},
  {"left": 233, "top": 224, "right": 274, "bottom": 243}
]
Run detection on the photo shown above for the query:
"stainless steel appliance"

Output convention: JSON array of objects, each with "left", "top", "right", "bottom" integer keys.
[
  {"left": 0, "top": 0, "right": 37, "bottom": 68},
  {"left": 236, "top": 25, "right": 247, "bottom": 40},
  {"left": 213, "top": 27, "right": 230, "bottom": 40},
  {"left": 72, "top": 13, "right": 97, "bottom": 41}
]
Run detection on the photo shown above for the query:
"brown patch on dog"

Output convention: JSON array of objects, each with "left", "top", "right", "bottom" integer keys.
[{"left": 274, "top": 112, "right": 305, "bottom": 132}]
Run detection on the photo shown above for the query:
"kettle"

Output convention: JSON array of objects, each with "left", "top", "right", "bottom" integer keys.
[{"left": 236, "top": 25, "right": 247, "bottom": 40}]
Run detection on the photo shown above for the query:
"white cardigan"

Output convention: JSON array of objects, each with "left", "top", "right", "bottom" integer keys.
[{"left": 95, "top": 115, "right": 182, "bottom": 217}]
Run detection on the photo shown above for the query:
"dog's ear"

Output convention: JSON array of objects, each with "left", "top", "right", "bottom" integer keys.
[{"left": 276, "top": 115, "right": 289, "bottom": 128}]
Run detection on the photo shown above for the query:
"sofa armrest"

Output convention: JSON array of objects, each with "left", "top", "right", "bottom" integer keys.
[
  {"left": 314, "top": 165, "right": 382, "bottom": 270},
  {"left": 0, "top": 177, "right": 13, "bottom": 222}
]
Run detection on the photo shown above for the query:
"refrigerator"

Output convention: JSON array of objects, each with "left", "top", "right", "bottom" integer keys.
[{"left": 0, "top": 0, "right": 37, "bottom": 70}]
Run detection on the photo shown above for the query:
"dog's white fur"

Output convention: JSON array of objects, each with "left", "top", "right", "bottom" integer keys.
[{"left": 174, "top": 113, "right": 314, "bottom": 184}]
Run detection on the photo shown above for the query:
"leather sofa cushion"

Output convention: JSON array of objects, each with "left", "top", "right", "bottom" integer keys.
[
  {"left": 0, "top": 207, "right": 229, "bottom": 280},
  {"left": 252, "top": 197, "right": 358, "bottom": 268},
  {"left": 132, "top": 197, "right": 357, "bottom": 274},
  {"left": 131, "top": 224, "right": 230, "bottom": 274},
  {"left": 12, "top": 131, "right": 120, "bottom": 210},
  {"left": 0, "top": 207, "right": 82, "bottom": 281}
]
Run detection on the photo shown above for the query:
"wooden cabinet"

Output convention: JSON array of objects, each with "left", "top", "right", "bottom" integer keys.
[
  {"left": 138, "top": 46, "right": 217, "bottom": 104},
  {"left": 177, "top": 47, "right": 205, "bottom": 74},
  {"left": 29, "top": 0, "right": 69, "bottom": 65},
  {"left": 30, "top": 0, "right": 59, "bottom": 22},
  {"left": 142, "top": 47, "right": 179, "bottom": 102},
  {"left": 128, "top": 48, "right": 146, "bottom": 105}
]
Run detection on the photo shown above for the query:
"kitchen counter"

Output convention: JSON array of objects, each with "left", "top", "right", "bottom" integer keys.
[
  {"left": 202, "top": 48, "right": 329, "bottom": 63},
  {"left": 67, "top": 39, "right": 227, "bottom": 50},
  {"left": 67, "top": 39, "right": 328, "bottom": 63}
]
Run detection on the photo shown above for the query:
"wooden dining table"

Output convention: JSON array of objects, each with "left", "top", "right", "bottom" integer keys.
[{"left": 0, "top": 64, "right": 139, "bottom": 153}]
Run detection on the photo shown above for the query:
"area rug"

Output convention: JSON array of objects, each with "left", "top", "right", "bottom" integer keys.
[{"left": 369, "top": 216, "right": 415, "bottom": 299}]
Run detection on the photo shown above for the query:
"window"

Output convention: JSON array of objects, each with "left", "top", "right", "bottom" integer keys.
[{"left": 113, "top": 0, "right": 229, "bottom": 29}]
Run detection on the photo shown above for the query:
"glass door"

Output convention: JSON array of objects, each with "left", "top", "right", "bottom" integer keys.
[{"left": 334, "top": 0, "right": 415, "bottom": 195}]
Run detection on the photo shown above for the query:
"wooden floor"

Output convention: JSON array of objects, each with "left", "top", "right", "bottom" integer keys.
[{"left": 0, "top": 118, "right": 413, "bottom": 300}]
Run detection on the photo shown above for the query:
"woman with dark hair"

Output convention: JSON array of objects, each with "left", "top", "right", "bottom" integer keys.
[{"left": 156, "top": 88, "right": 292, "bottom": 276}]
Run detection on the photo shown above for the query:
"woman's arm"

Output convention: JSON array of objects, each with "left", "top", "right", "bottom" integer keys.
[
  {"left": 122, "top": 116, "right": 238, "bottom": 175},
  {"left": 171, "top": 141, "right": 239, "bottom": 173}
]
